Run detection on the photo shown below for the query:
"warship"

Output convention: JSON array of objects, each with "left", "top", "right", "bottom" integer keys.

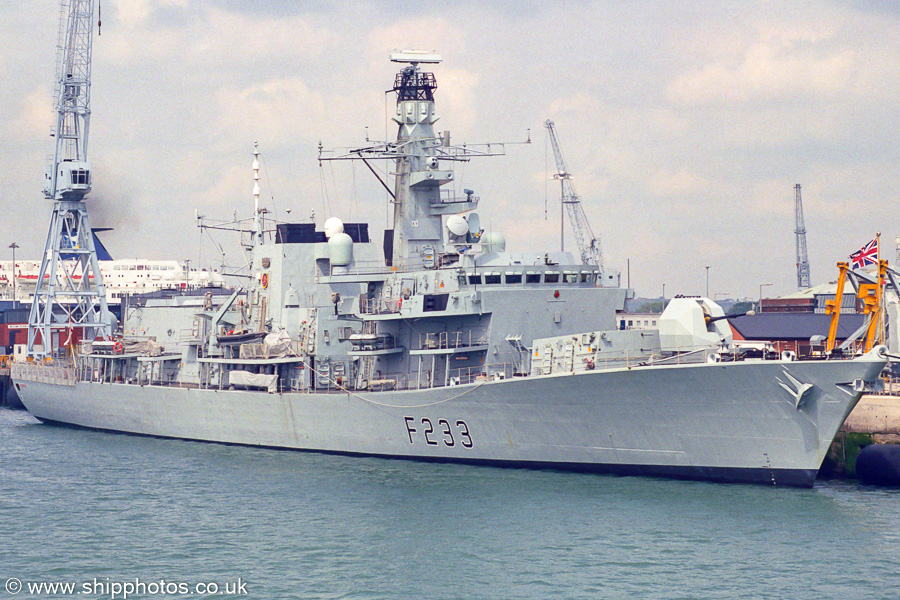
[{"left": 13, "top": 50, "right": 888, "bottom": 487}]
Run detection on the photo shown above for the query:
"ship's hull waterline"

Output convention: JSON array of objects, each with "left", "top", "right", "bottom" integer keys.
[{"left": 15, "top": 354, "right": 884, "bottom": 487}]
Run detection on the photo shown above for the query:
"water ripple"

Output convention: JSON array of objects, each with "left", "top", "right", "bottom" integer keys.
[{"left": 3, "top": 408, "right": 900, "bottom": 599}]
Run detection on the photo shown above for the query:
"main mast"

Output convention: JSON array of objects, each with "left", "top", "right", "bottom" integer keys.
[
  {"left": 28, "top": 0, "right": 110, "bottom": 358},
  {"left": 319, "top": 51, "right": 504, "bottom": 268},
  {"left": 388, "top": 51, "right": 448, "bottom": 267}
]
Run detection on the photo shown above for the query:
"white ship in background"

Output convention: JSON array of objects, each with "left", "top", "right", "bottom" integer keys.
[
  {"left": 0, "top": 247, "right": 225, "bottom": 304},
  {"left": 0, "top": 259, "right": 224, "bottom": 304}
]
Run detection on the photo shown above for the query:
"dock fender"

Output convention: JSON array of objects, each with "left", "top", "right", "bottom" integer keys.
[{"left": 857, "top": 444, "right": 900, "bottom": 486}]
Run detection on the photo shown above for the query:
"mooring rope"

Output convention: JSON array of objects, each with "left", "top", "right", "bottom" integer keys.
[{"left": 339, "top": 378, "right": 490, "bottom": 409}]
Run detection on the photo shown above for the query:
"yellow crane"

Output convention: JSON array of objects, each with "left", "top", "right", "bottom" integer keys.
[
  {"left": 825, "top": 259, "right": 889, "bottom": 354},
  {"left": 824, "top": 262, "right": 849, "bottom": 354}
]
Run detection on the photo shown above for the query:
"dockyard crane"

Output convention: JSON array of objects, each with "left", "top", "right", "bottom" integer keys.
[
  {"left": 544, "top": 120, "right": 603, "bottom": 271},
  {"left": 28, "top": 0, "right": 110, "bottom": 358},
  {"left": 795, "top": 184, "right": 811, "bottom": 289}
]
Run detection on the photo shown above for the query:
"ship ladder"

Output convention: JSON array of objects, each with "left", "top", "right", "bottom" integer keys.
[
  {"left": 306, "top": 309, "right": 318, "bottom": 354},
  {"left": 356, "top": 355, "right": 375, "bottom": 390}
]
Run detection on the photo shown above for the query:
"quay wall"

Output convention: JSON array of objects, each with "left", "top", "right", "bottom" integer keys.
[{"left": 821, "top": 394, "right": 900, "bottom": 479}]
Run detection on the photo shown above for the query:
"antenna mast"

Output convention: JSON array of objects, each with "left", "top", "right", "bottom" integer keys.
[
  {"left": 253, "top": 142, "right": 263, "bottom": 247},
  {"left": 794, "top": 183, "right": 811, "bottom": 289},
  {"left": 544, "top": 120, "right": 603, "bottom": 271},
  {"left": 28, "top": 0, "right": 110, "bottom": 358}
]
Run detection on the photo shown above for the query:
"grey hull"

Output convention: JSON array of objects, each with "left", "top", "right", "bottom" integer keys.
[{"left": 14, "top": 354, "right": 884, "bottom": 487}]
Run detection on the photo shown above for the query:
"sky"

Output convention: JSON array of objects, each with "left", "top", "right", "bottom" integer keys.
[{"left": 2, "top": 0, "right": 900, "bottom": 301}]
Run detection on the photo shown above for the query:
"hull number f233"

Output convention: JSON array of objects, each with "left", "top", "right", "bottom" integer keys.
[{"left": 404, "top": 417, "right": 473, "bottom": 448}]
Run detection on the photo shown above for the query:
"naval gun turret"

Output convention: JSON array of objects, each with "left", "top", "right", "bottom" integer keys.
[{"left": 658, "top": 296, "right": 736, "bottom": 353}]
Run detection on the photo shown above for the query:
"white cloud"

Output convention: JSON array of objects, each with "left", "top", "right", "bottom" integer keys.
[
  {"left": 669, "top": 42, "right": 857, "bottom": 105},
  {"left": 109, "top": 0, "right": 190, "bottom": 29},
  {"left": 648, "top": 169, "right": 711, "bottom": 199},
  {"left": 213, "top": 77, "right": 326, "bottom": 144},
  {"left": 3, "top": 2, "right": 900, "bottom": 298},
  {"left": 6, "top": 87, "right": 52, "bottom": 142},
  {"left": 665, "top": 15, "right": 898, "bottom": 111}
]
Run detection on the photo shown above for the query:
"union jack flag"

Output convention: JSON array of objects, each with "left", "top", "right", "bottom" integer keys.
[{"left": 850, "top": 237, "right": 879, "bottom": 269}]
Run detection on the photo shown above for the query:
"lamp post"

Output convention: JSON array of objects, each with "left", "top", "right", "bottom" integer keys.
[
  {"left": 8, "top": 242, "right": 18, "bottom": 301},
  {"left": 758, "top": 283, "right": 773, "bottom": 312},
  {"left": 662, "top": 283, "right": 666, "bottom": 306},
  {"left": 705, "top": 266, "right": 710, "bottom": 298}
]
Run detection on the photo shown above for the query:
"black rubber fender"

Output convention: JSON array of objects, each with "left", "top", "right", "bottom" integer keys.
[{"left": 856, "top": 444, "right": 900, "bottom": 486}]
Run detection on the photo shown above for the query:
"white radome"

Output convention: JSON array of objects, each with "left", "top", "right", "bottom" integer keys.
[{"left": 324, "top": 217, "right": 344, "bottom": 239}]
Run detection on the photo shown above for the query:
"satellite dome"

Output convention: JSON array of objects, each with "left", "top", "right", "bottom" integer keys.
[
  {"left": 481, "top": 231, "right": 506, "bottom": 252},
  {"left": 328, "top": 232, "right": 353, "bottom": 265},
  {"left": 446, "top": 215, "right": 468, "bottom": 236},
  {"left": 324, "top": 217, "right": 344, "bottom": 239}
]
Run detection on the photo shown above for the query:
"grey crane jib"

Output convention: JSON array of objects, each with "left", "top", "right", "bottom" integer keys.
[{"left": 544, "top": 120, "right": 604, "bottom": 271}]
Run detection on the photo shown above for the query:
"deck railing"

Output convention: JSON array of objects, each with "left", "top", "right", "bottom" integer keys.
[
  {"left": 417, "top": 331, "right": 487, "bottom": 350},
  {"left": 360, "top": 297, "right": 401, "bottom": 315},
  {"left": 15, "top": 339, "right": 818, "bottom": 396},
  {"left": 11, "top": 361, "right": 78, "bottom": 386}
]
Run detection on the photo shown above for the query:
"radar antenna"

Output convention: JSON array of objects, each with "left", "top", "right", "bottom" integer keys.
[
  {"left": 794, "top": 184, "right": 811, "bottom": 289},
  {"left": 28, "top": 0, "right": 110, "bottom": 358},
  {"left": 544, "top": 120, "right": 603, "bottom": 270}
]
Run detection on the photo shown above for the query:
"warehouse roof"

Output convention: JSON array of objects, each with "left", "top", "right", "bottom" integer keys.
[{"left": 729, "top": 313, "right": 866, "bottom": 340}]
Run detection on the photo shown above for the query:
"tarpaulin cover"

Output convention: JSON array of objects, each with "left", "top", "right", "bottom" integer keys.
[
  {"left": 238, "top": 330, "right": 296, "bottom": 359},
  {"left": 124, "top": 339, "right": 165, "bottom": 356},
  {"left": 228, "top": 370, "right": 278, "bottom": 393}
]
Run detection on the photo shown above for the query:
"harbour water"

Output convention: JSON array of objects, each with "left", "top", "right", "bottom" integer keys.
[{"left": 2, "top": 407, "right": 899, "bottom": 599}]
